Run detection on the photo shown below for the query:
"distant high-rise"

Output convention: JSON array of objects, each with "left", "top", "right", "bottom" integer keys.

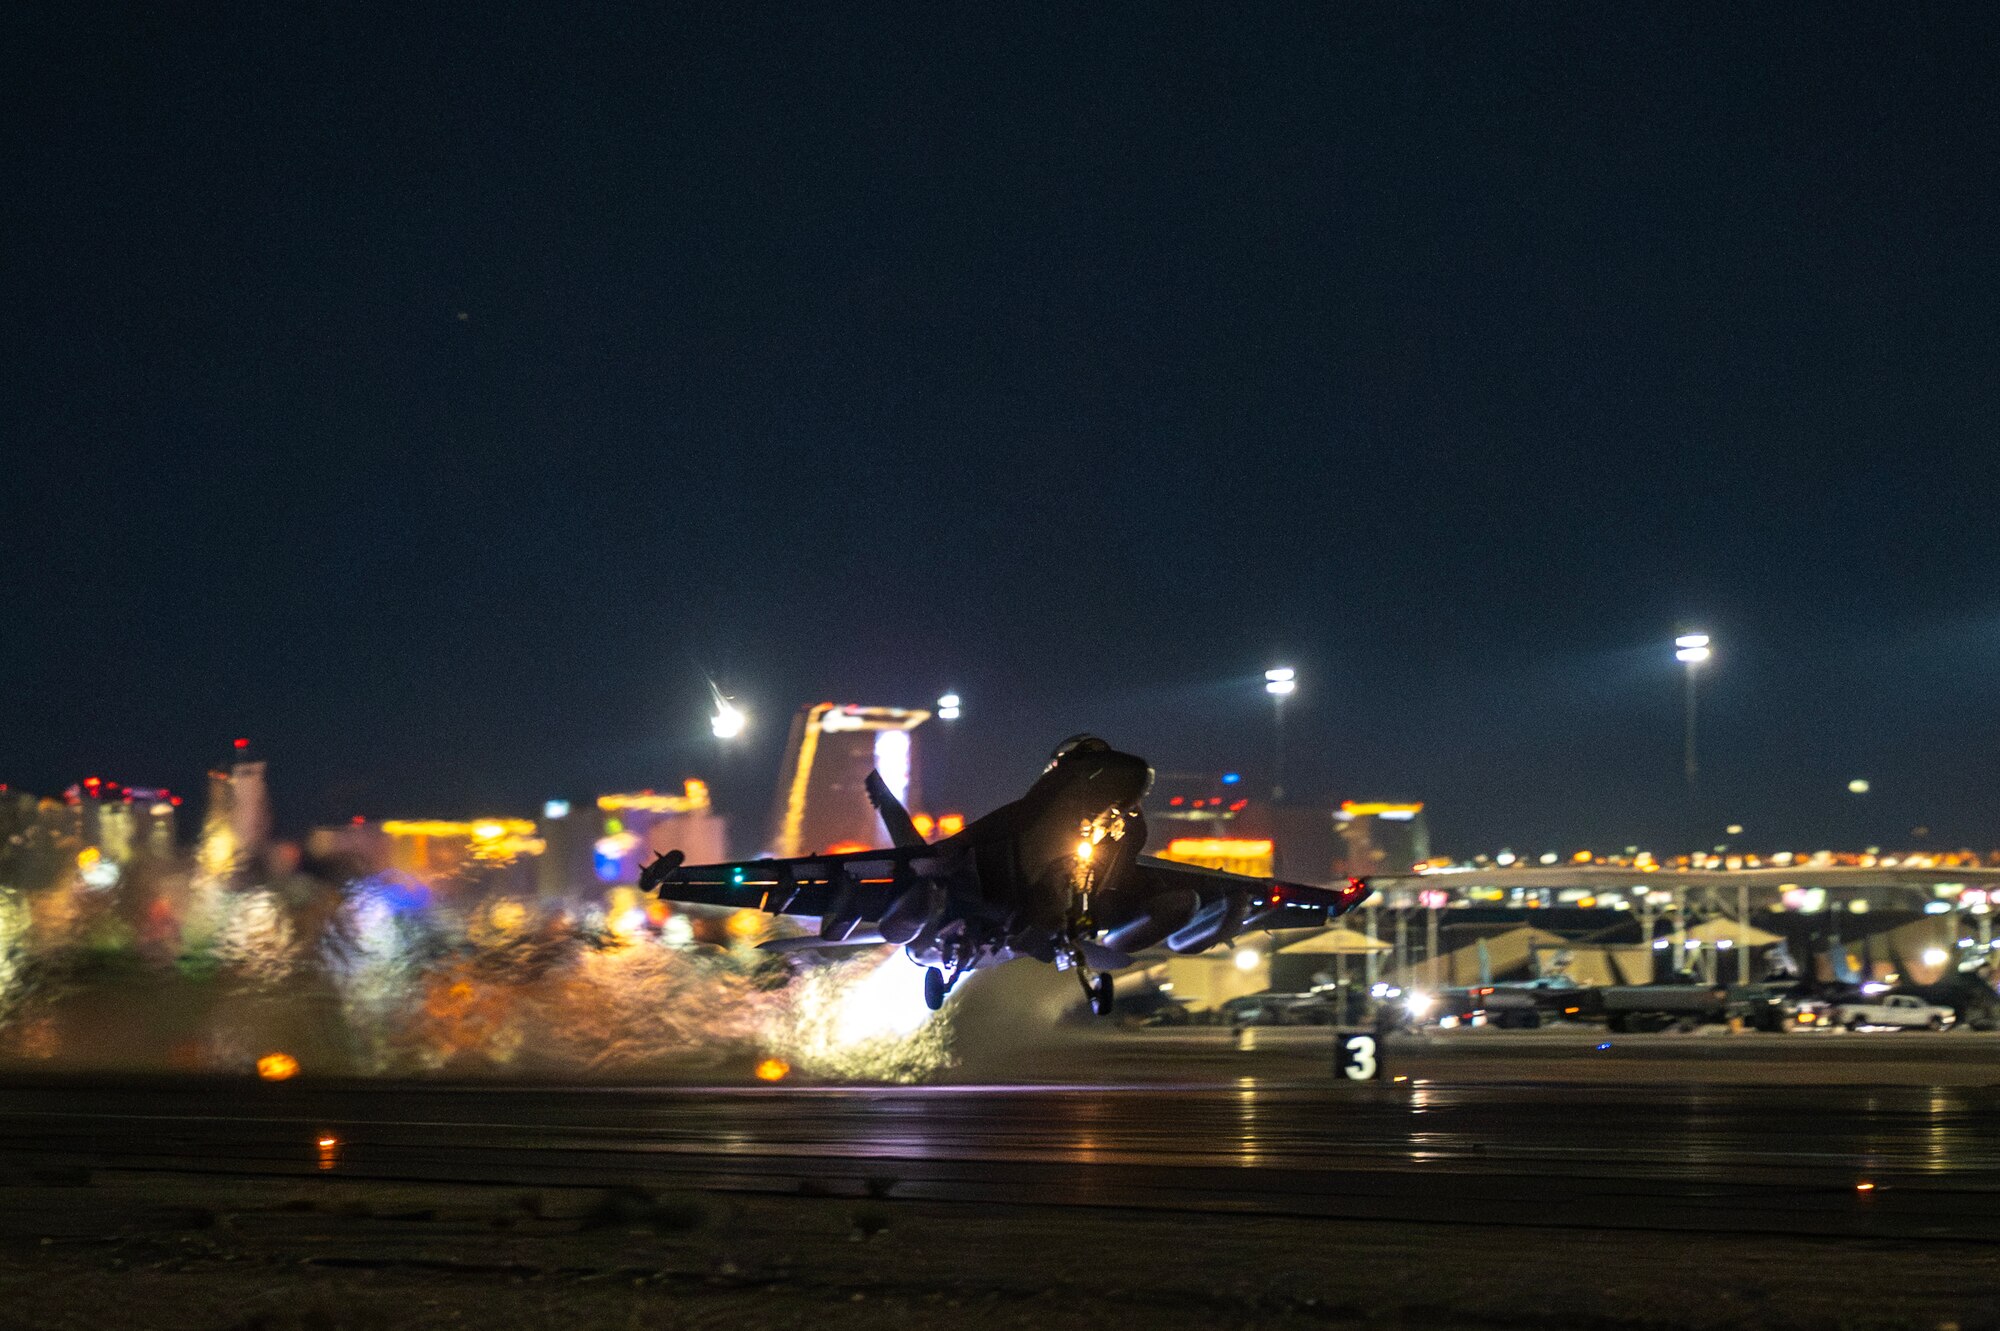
[
  {"left": 765, "top": 703, "right": 931, "bottom": 857},
  {"left": 1334, "top": 801, "right": 1431, "bottom": 878},
  {"left": 199, "top": 739, "right": 270, "bottom": 879}
]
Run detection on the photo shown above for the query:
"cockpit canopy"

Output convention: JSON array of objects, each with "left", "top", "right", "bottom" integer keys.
[{"left": 1047, "top": 734, "right": 1111, "bottom": 767}]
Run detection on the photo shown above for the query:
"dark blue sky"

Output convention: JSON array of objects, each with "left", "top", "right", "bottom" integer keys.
[{"left": 4, "top": 3, "right": 1997, "bottom": 854}]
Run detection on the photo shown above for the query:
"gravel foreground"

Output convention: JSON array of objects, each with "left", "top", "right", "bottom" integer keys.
[{"left": 0, "top": 1171, "right": 1991, "bottom": 1331}]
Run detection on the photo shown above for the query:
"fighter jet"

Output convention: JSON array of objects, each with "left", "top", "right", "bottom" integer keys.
[{"left": 639, "top": 734, "right": 1373, "bottom": 1013}]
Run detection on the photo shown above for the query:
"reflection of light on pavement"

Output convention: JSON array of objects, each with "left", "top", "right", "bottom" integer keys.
[
  {"left": 316, "top": 1134, "right": 340, "bottom": 1170},
  {"left": 217, "top": 892, "right": 298, "bottom": 986}
]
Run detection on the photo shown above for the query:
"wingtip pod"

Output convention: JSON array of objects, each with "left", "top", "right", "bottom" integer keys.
[{"left": 638, "top": 849, "right": 686, "bottom": 896}]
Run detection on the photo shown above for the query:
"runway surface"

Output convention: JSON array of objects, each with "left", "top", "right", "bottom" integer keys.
[{"left": 0, "top": 1066, "right": 1994, "bottom": 1243}]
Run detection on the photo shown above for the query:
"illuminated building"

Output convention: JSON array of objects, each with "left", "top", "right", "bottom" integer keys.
[
  {"left": 1157, "top": 838, "right": 1275, "bottom": 878},
  {"left": 60, "top": 778, "right": 180, "bottom": 861},
  {"left": 765, "top": 703, "right": 931, "bottom": 857},
  {"left": 199, "top": 740, "right": 270, "bottom": 880},
  {"left": 309, "top": 817, "right": 547, "bottom": 889},
  {"left": 590, "top": 779, "right": 728, "bottom": 886},
  {"left": 1148, "top": 774, "right": 1343, "bottom": 884},
  {"left": 1335, "top": 801, "right": 1430, "bottom": 878}
]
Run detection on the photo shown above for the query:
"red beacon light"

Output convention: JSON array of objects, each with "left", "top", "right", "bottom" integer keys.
[{"left": 233, "top": 737, "right": 250, "bottom": 750}]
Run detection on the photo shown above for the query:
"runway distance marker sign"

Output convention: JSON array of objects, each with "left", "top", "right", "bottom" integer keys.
[{"left": 1336, "top": 1031, "right": 1382, "bottom": 1081}]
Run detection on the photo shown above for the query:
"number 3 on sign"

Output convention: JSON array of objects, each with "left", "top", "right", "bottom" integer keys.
[{"left": 1337, "top": 1033, "right": 1379, "bottom": 1081}]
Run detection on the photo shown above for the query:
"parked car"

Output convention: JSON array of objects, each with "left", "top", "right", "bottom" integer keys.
[
  {"left": 1731, "top": 982, "right": 1831, "bottom": 1031},
  {"left": 1829, "top": 991, "right": 1956, "bottom": 1031},
  {"left": 1216, "top": 992, "right": 1339, "bottom": 1027},
  {"left": 1420, "top": 986, "right": 1541, "bottom": 1029}
]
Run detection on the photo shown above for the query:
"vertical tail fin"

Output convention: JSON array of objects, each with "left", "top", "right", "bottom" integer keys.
[{"left": 864, "top": 769, "right": 927, "bottom": 848}]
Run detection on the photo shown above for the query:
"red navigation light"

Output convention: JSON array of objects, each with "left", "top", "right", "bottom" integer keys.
[
  {"left": 233, "top": 737, "right": 250, "bottom": 750},
  {"left": 84, "top": 776, "right": 101, "bottom": 789},
  {"left": 1168, "top": 797, "right": 1183, "bottom": 806},
  {"left": 350, "top": 815, "right": 364, "bottom": 825},
  {"left": 169, "top": 797, "right": 182, "bottom": 806}
]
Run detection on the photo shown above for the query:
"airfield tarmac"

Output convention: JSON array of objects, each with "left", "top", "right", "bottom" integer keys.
[{"left": 0, "top": 1029, "right": 1994, "bottom": 1328}]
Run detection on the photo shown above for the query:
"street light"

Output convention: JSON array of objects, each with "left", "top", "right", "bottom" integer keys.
[
  {"left": 937, "top": 692, "right": 961, "bottom": 721},
  {"left": 1264, "top": 668, "right": 1295, "bottom": 801}
]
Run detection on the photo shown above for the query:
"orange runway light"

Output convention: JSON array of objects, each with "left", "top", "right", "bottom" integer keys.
[
  {"left": 1855, "top": 1181, "right": 1876, "bottom": 1193},
  {"left": 317, "top": 1135, "right": 340, "bottom": 1171},
  {"left": 257, "top": 1052, "right": 299, "bottom": 1082},
  {"left": 754, "top": 1058, "right": 791, "bottom": 1082}
]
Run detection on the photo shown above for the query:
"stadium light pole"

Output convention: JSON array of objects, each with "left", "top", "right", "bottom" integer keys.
[
  {"left": 1674, "top": 633, "right": 1711, "bottom": 853},
  {"left": 1264, "top": 668, "right": 1296, "bottom": 802}
]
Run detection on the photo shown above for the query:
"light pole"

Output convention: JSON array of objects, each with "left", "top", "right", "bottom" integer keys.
[
  {"left": 934, "top": 692, "right": 960, "bottom": 808},
  {"left": 1264, "top": 667, "right": 1295, "bottom": 801},
  {"left": 1674, "top": 633, "right": 1710, "bottom": 851}
]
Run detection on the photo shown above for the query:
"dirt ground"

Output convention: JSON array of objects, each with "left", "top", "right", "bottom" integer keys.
[{"left": 0, "top": 1170, "right": 1992, "bottom": 1331}]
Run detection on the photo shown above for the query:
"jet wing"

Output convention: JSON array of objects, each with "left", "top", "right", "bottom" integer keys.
[
  {"left": 1133, "top": 856, "right": 1372, "bottom": 927},
  {"left": 640, "top": 846, "right": 937, "bottom": 924}
]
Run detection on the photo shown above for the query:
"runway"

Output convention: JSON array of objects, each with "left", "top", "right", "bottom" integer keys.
[{"left": 0, "top": 1069, "right": 1994, "bottom": 1242}]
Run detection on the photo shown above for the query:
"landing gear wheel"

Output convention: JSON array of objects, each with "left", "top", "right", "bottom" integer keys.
[
  {"left": 1088, "top": 972, "right": 1115, "bottom": 1017},
  {"left": 923, "top": 966, "right": 946, "bottom": 1011}
]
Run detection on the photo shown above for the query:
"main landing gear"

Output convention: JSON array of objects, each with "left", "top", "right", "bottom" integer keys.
[
  {"left": 1056, "top": 944, "right": 1116, "bottom": 1017},
  {"left": 923, "top": 964, "right": 968, "bottom": 1011},
  {"left": 1084, "top": 970, "right": 1114, "bottom": 1017}
]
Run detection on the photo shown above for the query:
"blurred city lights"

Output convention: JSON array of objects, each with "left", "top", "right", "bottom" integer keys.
[
  {"left": 754, "top": 1057, "right": 791, "bottom": 1082},
  {"left": 257, "top": 1052, "right": 299, "bottom": 1081},
  {"left": 1674, "top": 633, "right": 1712, "bottom": 665},
  {"left": 1848, "top": 778, "right": 1871, "bottom": 794},
  {"left": 542, "top": 799, "right": 570, "bottom": 819},
  {"left": 937, "top": 692, "right": 961, "bottom": 720},
  {"left": 1264, "top": 666, "right": 1297, "bottom": 696},
  {"left": 1233, "top": 947, "right": 1260, "bottom": 971}
]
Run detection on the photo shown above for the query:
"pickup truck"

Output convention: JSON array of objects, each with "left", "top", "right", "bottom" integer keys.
[{"left": 1829, "top": 992, "right": 1956, "bottom": 1031}]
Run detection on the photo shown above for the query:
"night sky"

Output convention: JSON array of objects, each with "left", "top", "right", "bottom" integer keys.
[{"left": 5, "top": 3, "right": 1997, "bottom": 856}]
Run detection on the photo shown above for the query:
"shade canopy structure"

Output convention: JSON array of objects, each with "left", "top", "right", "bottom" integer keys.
[
  {"left": 1683, "top": 917, "right": 1785, "bottom": 947},
  {"left": 1275, "top": 926, "right": 1392, "bottom": 955}
]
